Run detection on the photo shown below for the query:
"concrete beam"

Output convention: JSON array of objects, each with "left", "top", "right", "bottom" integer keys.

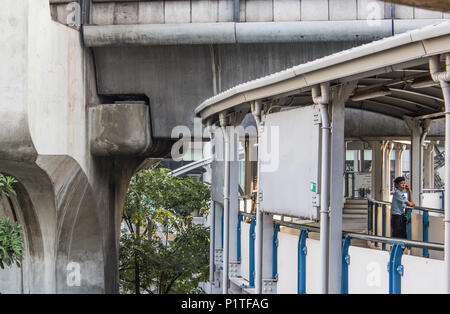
[
  {"left": 89, "top": 102, "right": 151, "bottom": 156},
  {"left": 380, "top": 0, "right": 450, "bottom": 13},
  {"left": 83, "top": 20, "right": 394, "bottom": 47}
]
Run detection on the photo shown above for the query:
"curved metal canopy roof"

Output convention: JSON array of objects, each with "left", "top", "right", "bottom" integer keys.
[{"left": 195, "top": 21, "right": 450, "bottom": 124}]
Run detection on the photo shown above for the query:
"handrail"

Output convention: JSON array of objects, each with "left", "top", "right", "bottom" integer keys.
[
  {"left": 423, "top": 188, "right": 445, "bottom": 192},
  {"left": 368, "top": 198, "right": 444, "bottom": 214},
  {"left": 346, "top": 232, "right": 444, "bottom": 251},
  {"left": 275, "top": 220, "right": 444, "bottom": 251},
  {"left": 239, "top": 212, "right": 256, "bottom": 220}
]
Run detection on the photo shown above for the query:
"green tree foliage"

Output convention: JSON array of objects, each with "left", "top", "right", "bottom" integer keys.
[
  {"left": 0, "top": 174, "right": 23, "bottom": 269},
  {"left": 119, "top": 167, "right": 210, "bottom": 294}
]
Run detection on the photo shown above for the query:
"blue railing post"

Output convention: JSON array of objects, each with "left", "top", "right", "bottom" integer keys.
[
  {"left": 272, "top": 223, "right": 280, "bottom": 280},
  {"left": 351, "top": 173, "right": 355, "bottom": 198},
  {"left": 237, "top": 214, "right": 243, "bottom": 261},
  {"left": 297, "top": 229, "right": 308, "bottom": 294},
  {"left": 368, "top": 201, "right": 373, "bottom": 235},
  {"left": 388, "top": 242, "right": 405, "bottom": 294},
  {"left": 248, "top": 217, "right": 256, "bottom": 288},
  {"left": 341, "top": 235, "right": 351, "bottom": 294},
  {"left": 406, "top": 208, "right": 412, "bottom": 240},
  {"left": 374, "top": 203, "right": 379, "bottom": 247},
  {"left": 345, "top": 173, "right": 349, "bottom": 198},
  {"left": 382, "top": 204, "right": 386, "bottom": 251},
  {"left": 423, "top": 211, "right": 429, "bottom": 258}
]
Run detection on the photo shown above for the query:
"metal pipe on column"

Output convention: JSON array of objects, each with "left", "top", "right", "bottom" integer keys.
[
  {"left": 219, "top": 112, "right": 230, "bottom": 294},
  {"left": 429, "top": 53, "right": 450, "bottom": 293},
  {"left": 419, "top": 120, "right": 432, "bottom": 207},
  {"left": 251, "top": 100, "right": 264, "bottom": 294},
  {"left": 207, "top": 120, "right": 216, "bottom": 292},
  {"left": 312, "top": 83, "right": 331, "bottom": 294}
]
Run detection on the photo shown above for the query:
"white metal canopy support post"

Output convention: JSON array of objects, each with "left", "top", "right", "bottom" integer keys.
[
  {"left": 404, "top": 117, "right": 424, "bottom": 205},
  {"left": 423, "top": 142, "right": 435, "bottom": 189},
  {"left": 371, "top": 141, "right": 385, "bottom": 202},
  {"left": 384, "top": 142, "right": 394, "bottom": 200},
  {"left": 219, "top": 113, "right": 230, "bottom": 294},
  {"left": 420, "top": 120, "right": 432, "bottom": 206},
  {"left": 429, "top": 53, "right": 450, "bottom": 293},
  {"left": 329, "top": 82, "right": 356, "bottom": 294},
  {"left": 394, "top": 144, "right": 406, "bottom": 178},
  {"left": 251, "top": 100, "right": 264, "bottom": 294},
  {"left": 312, "top": 83, "right": 331, "bottom": 294}
]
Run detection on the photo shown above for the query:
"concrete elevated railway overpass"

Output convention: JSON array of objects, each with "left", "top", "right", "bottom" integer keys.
[{"left": 0, "top": 0, "right": 448, "bottom": 293}]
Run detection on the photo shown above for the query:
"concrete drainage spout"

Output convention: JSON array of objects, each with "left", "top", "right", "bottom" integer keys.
[
  {"left": 430, "top": 54, "right": 450, "bottom": 293},
  {"left": 312, "top": 82, "right": 330, "bottom": 294}
]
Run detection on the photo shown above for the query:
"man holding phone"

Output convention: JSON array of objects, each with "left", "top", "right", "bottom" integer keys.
[{"left": 391, "top": 176, "right": 416, "bottom": 239}]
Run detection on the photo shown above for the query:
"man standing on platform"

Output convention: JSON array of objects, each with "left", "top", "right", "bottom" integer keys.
[{"left": 391, "top": 177, "right": 416, "bottom": 239}]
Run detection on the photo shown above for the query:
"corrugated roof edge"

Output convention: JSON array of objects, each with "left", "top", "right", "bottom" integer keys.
[{"left": 195, "top": 20, "right": 450, "bottom": 119}]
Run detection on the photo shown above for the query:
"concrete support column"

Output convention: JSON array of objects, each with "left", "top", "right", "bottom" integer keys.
[
  {"left": 353, "top": 150, "right": 359, "bottom": 172},
  {"left": 384, "top": 142, "right": 394, "bottom": 200},
  {"left": 404, "top": 117, "right": 422, "bottom": 205},
  {"left": 329, "top": 82, "right": 355, "bottom": 293},
  {"left": 360, "top": 143, "right": 365, "bottom": 172},
  {"left": 371, "top": 141, "right": 385, "bottom": 201},
  {"left": 394, "top": 144, "right": 406, "bottom": 178},
  {"left": 423, "top": 142, "right": 435, "bottom": 189}
]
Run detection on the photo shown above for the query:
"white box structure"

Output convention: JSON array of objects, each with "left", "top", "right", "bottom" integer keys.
[{"left": 259, "top": 105, "right": 321, "bottom": 220}]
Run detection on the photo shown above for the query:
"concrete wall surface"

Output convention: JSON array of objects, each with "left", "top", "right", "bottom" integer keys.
[
  {"left": 0, "top": 0, "right": 144, "bottom": 293},
  {"left": 48, "top": 0, "right": 450, "bottom": 26}
]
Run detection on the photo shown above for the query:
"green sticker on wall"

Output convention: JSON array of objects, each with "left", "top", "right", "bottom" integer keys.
[{"left": 310, "top": 181, "right": 316, "bottom": 193}]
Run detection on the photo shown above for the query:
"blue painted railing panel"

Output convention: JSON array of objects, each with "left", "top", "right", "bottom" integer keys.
[
  {"left": 272, "top": 223, "right": 280, "bottom": 280},
  {"left": 297, "top": 229, "right": 308, "bottom": 294},
  {"left": 388, "top": 242, "right": 405, "bottom": 294},
  {"left": 341, "top": 235, "right": 351, "bottom": 294}
]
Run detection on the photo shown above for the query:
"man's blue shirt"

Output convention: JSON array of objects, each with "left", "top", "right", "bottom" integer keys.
[{"left": 391, "top": 189, "right": 407, "bottom": 215}]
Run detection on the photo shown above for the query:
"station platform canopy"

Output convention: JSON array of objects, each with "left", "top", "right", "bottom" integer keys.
[{"left": 195, "top": 21, "right": 450, "bottom": 125}]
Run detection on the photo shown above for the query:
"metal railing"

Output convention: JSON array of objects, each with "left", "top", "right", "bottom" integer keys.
[
  {"left": 273, "top": 218, "right": 444, "bottom": 294},
  {"left": 233, "top": 207, "right": 444, "bottom": 294},
  {"left": 368, "top": 198, "right": 444, "bottom": 257}
]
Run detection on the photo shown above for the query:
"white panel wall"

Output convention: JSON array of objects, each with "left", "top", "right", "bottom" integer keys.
[
  {"left": 276, "top": 231, "right": 298, "bottom": 294},
  {"left": 240, "top": 221, "right": 251, "bottom": 282},
  {"left": 348, "top": 246, "right": 390, "bottom": 294},
  {"left": 267, "top": 227, "right": 445, "bottom": 294},
  {"left": 305, "top": 238, "right": 322, "bottom": 294},
  {"left": 402, "top": 255, "right": 445, "bottom": 293}
]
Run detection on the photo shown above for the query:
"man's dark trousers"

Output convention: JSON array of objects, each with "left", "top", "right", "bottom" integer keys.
[{"left": 391, "top": 214, "right": 407, "bottom": 239}]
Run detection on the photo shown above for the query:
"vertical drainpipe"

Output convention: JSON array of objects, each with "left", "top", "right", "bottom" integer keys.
[
  {"left": 219, "top": 112, "right": 230, "bottom": 294},
  {"left": 420, "top": 120, "right": 432, "bottom": 207},
  {"left": 234, "top": 0, "right": 240, "bottom": 22},
  {"left": 312, "top": 83, "right": 331, "bottom": 294},
  {"left": 429, "top": 53, "right": 450, "bottom": 293},
  {"left": 207, "top": 120, "right": 216, "bottom": 293},
  {"left": 251, "top": 100, "right": 264, "bottom": 294}
]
